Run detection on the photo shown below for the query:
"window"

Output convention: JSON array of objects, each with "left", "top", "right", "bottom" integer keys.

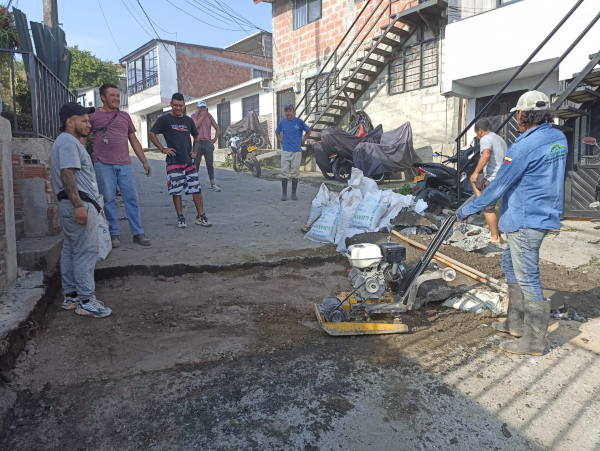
[
  {"left": 262, "top": 34, "right": 273, "bottom": 58},
  {"left": 294, "top": 0, "right": 321, "bottom": 30},
  {"left": 127, "top": 47, "right": 159, "bottom": 95},
  {"left": 242, "top": 94, "right": 260, "bottom": 116},
  {"left": 389, "top": 39, "right": 438, "bottom": 94},
  {"left": 77, "top": 94, "right": 86, "bottom": 106},
  {"left": 305, "top": 73, "right": 335, "bottom": 114},
  {"left": 253, "top": 68, "right": 272, "bottom": 79}
]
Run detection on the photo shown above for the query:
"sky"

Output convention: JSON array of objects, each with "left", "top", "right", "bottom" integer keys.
[{"left": 13, "top": 0, "right": 273, "bottom": 62}]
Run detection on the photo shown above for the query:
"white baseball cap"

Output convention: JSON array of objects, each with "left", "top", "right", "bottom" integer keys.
[
  {"left": 510, "top": 91, "right": 550, "bottom": 112},
  {"left": 197, "top": 100, "right": 207, "bottom": 108}
]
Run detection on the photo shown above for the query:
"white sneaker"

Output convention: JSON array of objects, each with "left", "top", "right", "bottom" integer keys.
[
  {"left": 75, "top": 296, "right": 112, "bottom": 318},
  {"left": 62, "top": 292, "right": 79, "bottom": 310},
  {"left": 210, "top": 184, "right": 221, "bottom": 192}
]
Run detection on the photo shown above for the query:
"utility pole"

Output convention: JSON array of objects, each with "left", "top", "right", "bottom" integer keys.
[{"left": 43, "top": 0, "right": 59, "bottom": 35}]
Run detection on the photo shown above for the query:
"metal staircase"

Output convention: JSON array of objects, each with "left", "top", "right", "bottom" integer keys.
[{"left": 294, "top": 0, "right": 448, "bottom": 145}]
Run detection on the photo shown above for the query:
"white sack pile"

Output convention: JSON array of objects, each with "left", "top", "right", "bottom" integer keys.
[{"left": 304, "top": 169, "right": 424, "bottom": 250}]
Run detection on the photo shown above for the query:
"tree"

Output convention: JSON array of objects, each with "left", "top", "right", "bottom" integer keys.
[{"left": 69, "top": 45, "right": 121, "bottom": 90}]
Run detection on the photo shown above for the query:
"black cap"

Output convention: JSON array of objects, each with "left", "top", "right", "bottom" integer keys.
[
  {"left": 59, "top": 102, "right": 95, "bottom": 130},
  {"left": 284, "top": 103, "right": 294, "bottom": 110}
]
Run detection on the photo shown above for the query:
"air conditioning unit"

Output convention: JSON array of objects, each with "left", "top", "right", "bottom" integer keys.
[{"left": 293, "top": 81, "right": 302, "bottom": 94}]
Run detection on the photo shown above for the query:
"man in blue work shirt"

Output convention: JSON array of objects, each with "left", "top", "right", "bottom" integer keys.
[
  {"left": 458, "top": 91, "right": 567, "bottom": 356},
  {"left": 276, "top": 104, "right": 311, "bottom": 201}
]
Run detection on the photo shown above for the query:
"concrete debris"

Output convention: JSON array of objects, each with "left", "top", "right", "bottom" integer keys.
[
  {"left": 390, "top": 208, "right": 435, "bottom": 229},
  {"left": 443, "top": 289, "right": 507, "bottom": 316},
  {"left": 397, "top": 226, "right": 438, "bottom": 235},
  {"left": 444, "top": 223, "right": 490, "bottom": 252},
  {"left": 552, "top": 308, "right": 586, "bottom": 322}
]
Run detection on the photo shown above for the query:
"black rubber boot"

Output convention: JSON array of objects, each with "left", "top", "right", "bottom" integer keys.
[
  {"left": 492, "top": 283, "right": 524, "bottom": 337},
  {"left": 499, "top": 300, "right": 551, "bottom": 356},
  {"left": 281, "top": 178, "right": 288, "bottom": 201},
  {"left": 291, "top": 178, "right": 299, "bottom": 201}
]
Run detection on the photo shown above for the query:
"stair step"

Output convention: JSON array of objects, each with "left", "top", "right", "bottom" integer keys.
[
  {"left": 374, "top": 35, "right": 401, "bottom": 47},
  {"left": 356, "top": 56, "right": 385, "bottom": 67},
  {"left": 368, "top": 46, "right": 392, "bottom": 58},
  {"left": 582, "top": 69, "right": 600, "bottom": 87},
  {"left": 383, "top": 24, "right": 408, "bottom": 37},
  {"left": 566, "top": 87, "right": 600, "bottom": 104},
  {"left": 321, "top": 112, "right": 342, "bottom": 118},
  {"left": 552, "top": 123, "right": 573, "bottom": 133},
  {"left": 348, "top": 66, "right": 378, "bottom": 76},
  {"left": 342, "top": 86, "right": 362, "bottom": 94},
  {"left": 341, "top": 75, "right": 369, "bottom": 85},
  {"left": 554, "top": 106, "right": 589, "bottom": 119}
]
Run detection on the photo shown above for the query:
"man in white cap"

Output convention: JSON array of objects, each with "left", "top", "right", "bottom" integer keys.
[
  {"left": 191, "top": 100, "right": 221, "bottom": 192},
  {"left": 458, "top": 90, "right": 567, "bottom": 356}
]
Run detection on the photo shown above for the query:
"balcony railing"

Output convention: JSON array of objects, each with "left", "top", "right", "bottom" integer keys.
[
  {"left": 0, "top": 49, "right": 75, "bottom": 140},
  {"left": 448, "top": 0, "right": 522, "bottom": 23}
]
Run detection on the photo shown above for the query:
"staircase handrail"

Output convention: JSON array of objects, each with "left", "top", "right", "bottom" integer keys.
[{"left": 294, "top": 0, "right": 379, "bottom": 118}]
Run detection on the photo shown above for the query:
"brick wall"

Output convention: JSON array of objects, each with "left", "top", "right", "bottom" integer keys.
[
  {"left": 11, "top": 141, "right": 60, "bottom": 237},
  {"left": 177, "top": 44, "right": 273, "bottom": 100},
  {"left": 272, "top": 0, "right": 414, "bottom": 79}
]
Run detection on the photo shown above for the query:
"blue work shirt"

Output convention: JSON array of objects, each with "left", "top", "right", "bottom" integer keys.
[
  {"left": 276, "top": 117, "right": 310, "bottom": 152},
  {"left": 460, "top": 122, "right": 567, "bottom": 233}
]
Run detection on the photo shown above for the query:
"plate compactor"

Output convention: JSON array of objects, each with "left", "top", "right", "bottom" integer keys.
[{"left": 315, "top": 214, "right": 458, "bottom": 336}]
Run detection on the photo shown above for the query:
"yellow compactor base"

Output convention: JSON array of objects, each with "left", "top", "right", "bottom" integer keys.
[{"left": 314, "top": 303, "right": 409, "bottom": 337}]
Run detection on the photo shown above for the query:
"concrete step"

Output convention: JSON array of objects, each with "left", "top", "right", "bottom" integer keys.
[
  {"left": 16, "top": 235, "right": 63, "bottom": 272},
  {"left": 15, "top": 220, "right": 25, "bottom": 241}
]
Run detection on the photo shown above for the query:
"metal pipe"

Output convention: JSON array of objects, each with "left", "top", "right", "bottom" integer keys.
[
  {"left": 494, "top": 11, "right": 600, "bottom": 135},
  {"left": 391, "top": 230, "right": 508, "bottom": 292},
  {"left": 455, "top": 0, "right": 586, "bottom": 204}
]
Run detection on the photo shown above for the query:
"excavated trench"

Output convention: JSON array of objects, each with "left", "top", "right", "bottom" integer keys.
[{"left": 3, "top": 237, "right": 600, "bottom": 450}]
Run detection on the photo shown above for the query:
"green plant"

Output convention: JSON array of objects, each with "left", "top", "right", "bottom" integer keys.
[
  {"left": 395, "top": 183, "right": 415, "bottom": 196},
  {"left": 221, "top": 155, "right": 232, "bottom": 168},
  {"left": 69, "top": 45, "right": 120, "bottom": 90},
  {"left": 262, "top": 164, "right": 275, "bottom": 170},
  {"left": 0, "top": 7, "right": 19, "bottom": 50}
]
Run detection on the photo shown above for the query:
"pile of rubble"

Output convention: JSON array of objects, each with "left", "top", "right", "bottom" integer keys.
[{"left": 304, "top": 169, "right": 492, "bottom": 253}]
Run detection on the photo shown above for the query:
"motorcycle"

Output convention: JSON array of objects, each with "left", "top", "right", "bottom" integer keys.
[
  {"left": 225, "top": 129, "right": 263, "bottom": 178},
  {"left": 412, "top": 143, "right": 481, "bottom": 215}
]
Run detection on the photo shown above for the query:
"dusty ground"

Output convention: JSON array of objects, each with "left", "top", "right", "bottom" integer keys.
[{"left": 3, "top": 251, "right": 600, "bottom": 450}]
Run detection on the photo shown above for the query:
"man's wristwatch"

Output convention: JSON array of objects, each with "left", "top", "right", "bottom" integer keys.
[{"left": 159, "top": 147, "right": 165, "bottom": 153}]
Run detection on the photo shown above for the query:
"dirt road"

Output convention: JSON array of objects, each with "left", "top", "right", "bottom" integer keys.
[{"left": 3, "top": 249, "right": 600, "bottom": 450}]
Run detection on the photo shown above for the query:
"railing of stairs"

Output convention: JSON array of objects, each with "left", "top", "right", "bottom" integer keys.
[
  {"left": 453, "top": 0, "right": 588, "bottom": 204},
  {"left": 295, "top": 0, "right": 417, "bottom": 134}
]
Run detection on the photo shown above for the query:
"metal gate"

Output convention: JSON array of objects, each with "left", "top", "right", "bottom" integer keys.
[
  {"left": 563, "top": 111, "right": 600, "bottom": 219},
  {"left": 276, "top": 88, "right": 295, "bottom": 149},
  {"left": 217, "top": 101, "right": 231, "bottom": 149},
  {"left": 476, "top": 90, "right": 526, "bottom": 146}
]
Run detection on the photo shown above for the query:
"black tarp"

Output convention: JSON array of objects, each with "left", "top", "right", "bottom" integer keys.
[
  {"left": 314, "top": 125, "right": 383, "bottom": 172},
  {"left": 224, "top": 112, "right": 271, "bottom": 147},
  {"left": 352, "top": 122, "right": 421, "bottom": 177}
]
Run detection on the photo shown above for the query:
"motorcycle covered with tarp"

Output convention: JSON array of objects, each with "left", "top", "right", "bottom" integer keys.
[
  {"left": 352, "top": 121, "right": 421, "bottom": 183},
  {"left": 314, "top": 119, "right": 383, "bottom": 182}
]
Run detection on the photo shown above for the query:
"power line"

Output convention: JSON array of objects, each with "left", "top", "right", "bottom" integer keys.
[
  {"left": 165, "top": 0, "right": 248, "bottom": 32},
  {"left": 98, "top": 0, "right": 122, "bottom": 55},
  {"left": 120, "top": 0, "right": 153, "bottom": 39},
  {"left": 136, "top": 0, "right": 177, "bottom": 64},
  {"left": 210, "top": 0, "right": 267, "bottom": 32}
]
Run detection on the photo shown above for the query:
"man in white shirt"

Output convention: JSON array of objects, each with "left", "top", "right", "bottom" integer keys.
[{"left": 470, "top": 118, "right": 508, "bottom": 243}]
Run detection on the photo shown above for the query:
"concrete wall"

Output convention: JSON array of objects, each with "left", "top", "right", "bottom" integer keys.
[
  {"left": 12, "top": 139, "right": 60, "bottom": 238},
  {"left": 443, "top": 0, "right": 600, "bottom": 95},
  {"left": 0, "top": 118, "right": 18, "bottom": 290}
]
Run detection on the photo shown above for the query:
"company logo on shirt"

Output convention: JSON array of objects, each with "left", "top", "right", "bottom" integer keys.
[
  {"left": 172, "top": 125, "right": 189, "bottom": 132},
  {"left": 295, "top": 124, "right": 300, "bottom": 130},
  {"left": 550, "top": 143, "right": 567, "bottom": 157}
]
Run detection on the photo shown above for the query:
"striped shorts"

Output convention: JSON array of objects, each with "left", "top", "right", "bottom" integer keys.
[{"left": 166, "top": 163, "right": 201, "bottom": 195}]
